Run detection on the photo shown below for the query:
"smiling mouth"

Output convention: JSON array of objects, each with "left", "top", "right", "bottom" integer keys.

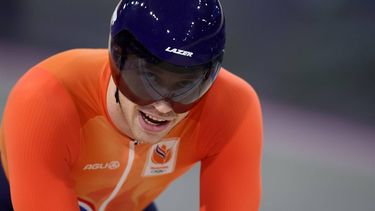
[{"left": 139, "top": 111, "right": 170, "bottom": 126}]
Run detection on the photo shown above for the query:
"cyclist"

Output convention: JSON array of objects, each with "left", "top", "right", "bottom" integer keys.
[{"left": 0, "top": 0, "right": 262, "bottom": 210}]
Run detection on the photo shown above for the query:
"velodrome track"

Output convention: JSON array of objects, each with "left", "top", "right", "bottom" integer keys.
[{"left": 1, "top": 42, "right": 374, "bottom": 211}]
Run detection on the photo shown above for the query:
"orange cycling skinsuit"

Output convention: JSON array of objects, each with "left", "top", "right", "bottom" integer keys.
[{"left": 0, "top": 1, "right": 262, "bottom": 211}]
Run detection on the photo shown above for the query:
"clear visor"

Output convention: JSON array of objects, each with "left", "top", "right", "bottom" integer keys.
[{"left": 109, "top": 31, "right": 223, "bottom": 113}]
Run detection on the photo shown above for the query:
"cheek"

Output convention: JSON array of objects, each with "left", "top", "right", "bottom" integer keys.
[
  {"left": 178, "top": 112, "right": 189, "bottom": 120},
  {"left": 173, "top": 113, "right": 189, "bottom": 125},
  {"left": 130, "top": 107, "right": 141, "bottom": 125},
  {"left": 121, "top": 98, "right": 138, "bottom": 117}
]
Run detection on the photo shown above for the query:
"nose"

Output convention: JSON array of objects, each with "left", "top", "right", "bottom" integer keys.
[{"left": 152, "top": 101, "right": 173, "bottom": 114}]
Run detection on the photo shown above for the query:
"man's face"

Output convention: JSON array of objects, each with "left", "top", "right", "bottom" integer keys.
[{"left": 118, "top": 94, "right": 189, "bottom": 144}]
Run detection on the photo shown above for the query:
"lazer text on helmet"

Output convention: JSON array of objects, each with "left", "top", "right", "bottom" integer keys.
[{"left": 165, "top": 47, "right": 193, "bottom": 57}]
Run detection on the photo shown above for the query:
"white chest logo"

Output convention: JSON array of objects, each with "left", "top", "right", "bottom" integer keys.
[
  {"left": 165, "top": 47, "right": 193, "bottom": 57},
  {"left": 143, "top": 138, "right": 180, "bottom": 177}
]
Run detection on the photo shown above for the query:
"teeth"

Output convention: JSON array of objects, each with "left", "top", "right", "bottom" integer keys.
[
  {"left": 145, "top": 113, "right": 166, "bottom": 122},
  {"left": 143, "top": 116, "right": 159, "bottom": 125}
]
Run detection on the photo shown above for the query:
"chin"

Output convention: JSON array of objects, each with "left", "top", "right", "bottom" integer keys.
[
  {"left": 132, "top": 125, "right": 170, "bottom": 144},
  {"left": 133, "top": 113, "right": 176, "bottom": 144},
  {"left": 137, "top": 133, "right": 165, "bottom": 145}
]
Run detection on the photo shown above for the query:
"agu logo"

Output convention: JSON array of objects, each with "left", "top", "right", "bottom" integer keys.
[
  {"left": 143, "top": 138, "right": 180, "bottom": 177},
  {"left": 83, "top": 161, "right": 120, "bottom": 171},
  {"left": 152, "top": 144, "right": 172, "bottom": 164}
]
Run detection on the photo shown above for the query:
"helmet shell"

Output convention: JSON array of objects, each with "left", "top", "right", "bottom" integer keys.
[{"left": 110, "top": 0, "right": 225, "bottom": 66}]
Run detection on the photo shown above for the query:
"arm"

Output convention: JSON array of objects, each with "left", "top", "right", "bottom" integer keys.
[
  {"left": 199, "top": 83, "right": 263, "bottom": 211},
  {"left": 2, "top": 68, "right": 81, "bottom": 210}
]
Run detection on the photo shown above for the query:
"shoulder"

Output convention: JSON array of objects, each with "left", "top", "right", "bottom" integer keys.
[
  {"left": 2, "top": 66, "right": 82, "bottom": 168},
  {"left": 4, "top": 49, "right": 109, "bottom": 124},
  {"left": 217, "top": 69, "right": 257, "bottom": 97},
  {"left": 195, "top": 68, "right": 262, "bottom": 156},
  {"left": 38, "top": 48, "right": 107, "bottom": 67},
  {"left": 36, "top": 48, "right": 108, "bottom": 76},
  {"left": 31, "top": 49, "right": 109, "bottom": 116},
  {"left": 203, "top": 68, "right": 260, "bottom": 116},
  {"left": 8, "top": 48, "right": 108, "bottom": 101},
  {"left": 3, "top": 66, "right": 81, "bottom": 159},
  {"left": 5, "top": 67, "right": 79, "bottom": 118}
]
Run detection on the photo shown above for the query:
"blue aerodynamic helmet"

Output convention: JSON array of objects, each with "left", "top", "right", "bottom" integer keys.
[{"left": 109, "top": 0, "right": 225, "bottom": 113}]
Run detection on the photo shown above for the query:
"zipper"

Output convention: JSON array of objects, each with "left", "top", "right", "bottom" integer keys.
[{"left": 98, "top": 141, "right": 135, "bottom": 211}]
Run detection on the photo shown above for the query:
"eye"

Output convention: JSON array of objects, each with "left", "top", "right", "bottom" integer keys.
[
  {"left": 123, "top": 59, "right": 139, "bottom": 69},
  {"left": 144, "top": 71, "right": 158, "bottom": 81},
  {"left": 174, "top": 80, "right": 194, "bottom": 89}
]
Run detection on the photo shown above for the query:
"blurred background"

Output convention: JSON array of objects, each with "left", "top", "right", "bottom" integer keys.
[{"left": 0, "top": 0, "right": 374, "bottom": 210}]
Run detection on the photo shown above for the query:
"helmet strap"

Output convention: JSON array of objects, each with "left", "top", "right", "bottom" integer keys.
[{"left": 115, "top": 88, "right": 120, "bottom": 103}]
